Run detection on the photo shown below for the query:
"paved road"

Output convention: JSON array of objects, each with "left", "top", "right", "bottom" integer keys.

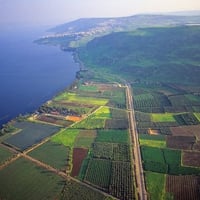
[{"left": 126, "top": 84, "right": 148, "bottom": 200}]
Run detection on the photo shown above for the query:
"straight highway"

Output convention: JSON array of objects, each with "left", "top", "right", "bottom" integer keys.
[{"left": 126, "top": 83, "right": 147, "bottom": 200}]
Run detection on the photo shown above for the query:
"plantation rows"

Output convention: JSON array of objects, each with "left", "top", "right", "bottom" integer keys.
[
  {"left": 60, "top": 180, "right": 108, "bottom": 200},
  {"left": 85, "top": 159, "right": 111, "bottom": 189},
  {"left": 134, "top": 90, "right": 200, "bottom": 114},
  {"left": 134, "top": 93, "right": 171, "bottom": 112},
  {"left": 84, "top": 159, "right": 135, "bottom": 200},
  {"left": 110, "top": 161, "right": 135, "bottom": 200},
  {"left": 91, "top": 142, "right": 130, "bottom": 161}
]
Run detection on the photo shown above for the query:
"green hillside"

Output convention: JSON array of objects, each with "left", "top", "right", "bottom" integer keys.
[{"left": 78, "top": 26, "right": 200, "bottom": 85}]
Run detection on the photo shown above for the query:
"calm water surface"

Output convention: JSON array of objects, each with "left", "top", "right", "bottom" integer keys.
[{"left": 0, "top": 27, "right": 79, "bottom": 127}]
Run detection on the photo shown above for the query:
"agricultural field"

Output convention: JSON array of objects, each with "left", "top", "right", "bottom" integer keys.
[
  {"left": 182, "top": 151, "right": 200, "bottom": 167},
  {"left": 170, "top": 125, "right": 200, "bottom": 140},
  {"left": 4, "top": 121, "right": 60, "bottom": 151},
  {"left": 0, "top": 145, "right": 14, "bottom": 165},
  {"left": 45, "top": 101, "right": 94, "bottom": 115},
  {"left": 51, "top": 128, "right": 79, "bottom": 147},
  {"left": 73, "top": 106, "right": 111, "bottom": 129},
  {"left": 95, "top": 129, "right": 129, "bottom": 143},
  {"left": 174, "top": 113, "right": 199, "bottom": 125},
  {"left": 166, "top": 175, "right": 200, "bottom": 200},
  {"left": 60, "top": 179, "right": 110, "bottom": 200},
  {"left": 91, "top": 142, "right": 130, "bottom": 161},
  {"left": 105, "top": 108, "right": 129, "bottom": 129},
  {"left": 109, "top": 161, "right": 135, "bottom": 200},
  {"left": 28, "top": 141, "right": 70, "bottom": 171},
  {"left": 151, "top": 113, "right": 176, "bottom": 123},
  {"left": 139, "top": 134, "right": 166, "bottom": 148},
  {"left": 0, "top": 158, "right": 65, "bottom": 200},
  {"left": 36, "top": 114, "right": 73, "bottom": 127},
  {"left": 145, "top": 171, "right": 168, "bottom": 200},
  {"left": 71, "top": 148, "right": 88, "bottom": 177},
  {"left": 166, "top": 135, "right": 196, "bottom": 150},
  {"left": 84, "top": 158, "right": 112, "bottom": 190},
  {"left": 134, "top": 92, "right": 171, "bottom": 113},
  {"left": 54, "top": 92, "right": 108, "bottom": 106},
  {"left": 141, "top": 145, "right": 200, "bottom": 175},
  {"left": 74, "top": 130, "right": 97, "bottom": 148},
  {"left": 78, "top": 84, "right": 98, "bottom": 92}
]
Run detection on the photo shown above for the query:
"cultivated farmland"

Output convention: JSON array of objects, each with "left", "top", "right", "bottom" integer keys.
[
  {"left": 0, "top": 158, "right": 65, "bottom": 200},
  {"left": 71, "top": 148, "right": 88, "bottom": 177},
  {"left": 166, "top": 175, "right": 200, "bottom": 200},
  {"left": 28, "top": 141, "right": 70, "bottom": 171},
  {"left": 85, "top": 158, "right": 112, "bottom": 190},
  {"left": 0, "top": 145, "right": 14, "bottom": 165},
  {"left": 4, "top": 121, "right": 60, "bottom": 151},
  {"left": 145, "top": 171, "right": 167, "bottom": 200}
]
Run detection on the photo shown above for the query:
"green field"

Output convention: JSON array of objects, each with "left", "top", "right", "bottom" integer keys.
[
  {"left": 145, "top": 172, "right": 168, "bottom": 200},
  {"left": 139, "top": 139, "right": 166, "bottom": 148},
  {"left": 141, "top": 146, "right": 200, "bottom": 174},
  {"left": 94, "top": 106, "right": 111, "bottom": 119},
  {"left": 54, "top": 92, "right": 108, "bottom": 106},
  {"left": 51, "top": 128, "right": 79, "bottom": 147},
  {"left": 73, "top": 117, "right": 105, "bottom": 129},
  {"left": 73, "top": 107, "right": 111, "bottom": 129},
  {"left": 139, "top": 134, "right": 166, "bottom": 148},
  {"left": 0, "top": 158, "right": 64, "bottom": 200},
  {"left": 0, "top": 146, "right": 14, "bottom": 165},
  {"left": 151, "top": 113, "right": 176, "bottom": 122},
  {"left": 28, "top": 141, "right": 70, "bottom": 171},
  {"left": 96, "top": 129, "right": 129, "bottom": 143}
]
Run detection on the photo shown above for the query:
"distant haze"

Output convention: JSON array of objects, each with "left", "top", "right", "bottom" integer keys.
[{"left": 0, "top": 0, "right": 200, "bottom": 27}]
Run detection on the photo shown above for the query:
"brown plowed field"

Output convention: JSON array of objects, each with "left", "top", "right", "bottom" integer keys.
[
  {"left": 183, "top": 151, "right": 200, "bottom": 167},
  {"left": 71, "top": 148, "right": 88, "bottom": 177},
  {"left": 166, "top": 175, "right": 200, "bottom": 200},
  {"left": 37, "top": 114, "right": 72, "bottom": 127},
  {"left": 170, "top": 125, "right": 200, "bottom": 139},
  {"left": 167, "top": 135, "right": 196, "bottom": 150},
  {"left": 193, "top": 141, "right": 200, "bottom": 151}
]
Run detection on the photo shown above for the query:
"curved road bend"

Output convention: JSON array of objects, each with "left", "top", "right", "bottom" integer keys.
[{"left": 126, "top": 84, "right": 147, "bottom": 200}]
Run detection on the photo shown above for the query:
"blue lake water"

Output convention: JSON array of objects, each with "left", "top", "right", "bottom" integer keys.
[{"left": 0, "top": 27, "right": 79, "bottom": 128}]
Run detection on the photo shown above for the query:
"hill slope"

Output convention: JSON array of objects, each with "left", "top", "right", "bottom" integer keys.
[
  {"left": 78, "top": 25, "right": 200, "bottom": 85},
  {"left": 35, "top": 14, "right": 200, "bottom": 49}
]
